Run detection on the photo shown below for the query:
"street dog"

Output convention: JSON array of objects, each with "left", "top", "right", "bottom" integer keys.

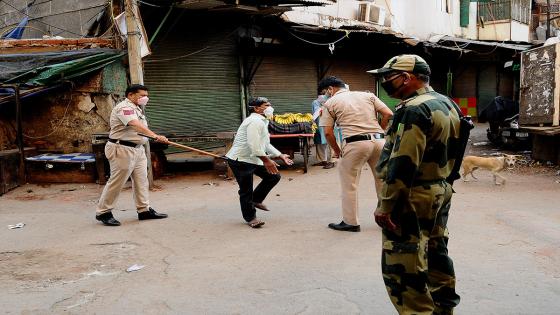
[{"left": 461, "top": 154, "right": 520, "bottom": 185}]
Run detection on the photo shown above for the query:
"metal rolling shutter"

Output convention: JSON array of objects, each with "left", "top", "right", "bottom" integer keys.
[
  {"left": 325, "top": 59, "right": 376, "bottom": 92},
  {"left": 144, "top": 26, "right": 241, "bottom": 136},
  {"left": 478, "top": 64, "right": 497, "bottom": 114},
  {"left": 250, "top": 56, "right": 317, "bottom": 114}
]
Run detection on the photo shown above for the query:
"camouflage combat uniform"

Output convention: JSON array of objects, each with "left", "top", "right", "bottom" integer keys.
[{"left": 375, "top": 86, "right": 461, "bottom": 315}]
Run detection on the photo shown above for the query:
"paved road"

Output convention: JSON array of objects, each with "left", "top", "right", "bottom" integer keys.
[{"left": 1, "top": 143, "right": 559, "bottom": 314}]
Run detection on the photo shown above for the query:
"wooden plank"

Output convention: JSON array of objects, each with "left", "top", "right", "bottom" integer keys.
[
  {"left": 519, "top": 126, "right": 560, "bottom": 135},
  {"left": 27, "top": 162, "right": 96, "bottom": 183}
]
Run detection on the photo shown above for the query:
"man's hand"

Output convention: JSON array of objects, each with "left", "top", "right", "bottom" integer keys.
[
  {"left": 279, "top": 154, "right": 294, "bottom": 166},
  {"left": 332, "top": 148, "right": 341, "bottom": 159},
  {"left": 374, "top": 208, "right": 397, "bottom": 231},
  {"left": 263, "top": 158, "right": 280, "bottom": 175},
  {"left": 154, "top": 135, "right": 169, "bottom": 144}
]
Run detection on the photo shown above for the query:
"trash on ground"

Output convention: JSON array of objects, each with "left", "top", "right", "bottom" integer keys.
[
  {"left": 288, "top": 178, "right": 294, "bottom": 181},
  {"left": 203, "top": 182, "right": 218, "bottom": 186},
  {"left": 126, "top": 264, "right": 145, "bottom": 272},
  {"left": 8, "top": 223, "right": 25, "bottom": 229},
  {"left": 473, "top": 142, "right": 490, "bottom": 146}
]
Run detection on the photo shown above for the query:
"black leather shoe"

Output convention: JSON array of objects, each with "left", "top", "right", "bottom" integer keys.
[
  {"left": 96, "top": 212, "right": 121, "bottom": 226},
  {"left": 328, "top": 221, "right": 360, "bottom": 232},
  {"left": 138, "top": 207, "right": 168, "bottom": 220}
]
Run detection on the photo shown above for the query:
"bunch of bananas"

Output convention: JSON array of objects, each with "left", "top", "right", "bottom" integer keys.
[
  {"left": 273, "top": 113, "right": 314, "bottom": 124},
  {"left": 272, "top": 113, "right": 317, "bottom": 133}
]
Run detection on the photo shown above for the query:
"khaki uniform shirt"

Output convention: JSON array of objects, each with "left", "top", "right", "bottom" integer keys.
[
  {"left": 319, "top": 90, "right": 388, "bottom": 139},
  {"left": 109, "top": 98, "right": 148, "bottom": 144}
]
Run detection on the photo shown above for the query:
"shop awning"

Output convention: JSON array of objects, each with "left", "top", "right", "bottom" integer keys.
[
  {"left": 0, "top": 48, "right": 125, "bottom": 86},
  {"left": 428, "top": 35, "right": 534, "bottom": 52}
]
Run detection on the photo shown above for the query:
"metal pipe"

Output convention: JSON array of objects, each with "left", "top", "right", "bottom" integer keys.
[
  {"left": 148, "top": 5, "right": 173, "bottom": 45},
  {"left": 14, "top": 85, "right": 25, "bottom": 184}
]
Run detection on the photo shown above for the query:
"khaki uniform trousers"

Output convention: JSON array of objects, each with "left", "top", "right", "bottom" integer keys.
[
  {"left": 339, "top": 138, "right": 385, "bottom": 226},
  {"left": 96, "top": 142, "right": 150, "bottom": 215}
]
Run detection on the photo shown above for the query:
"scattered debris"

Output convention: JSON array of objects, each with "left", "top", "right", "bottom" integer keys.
[
  {"left": 126, "top": 264, "right": 145, "bottom": 273},
  {"left": 61, "top": 188, "right": 77, "bottom": 192},
  {"left": 288, "top": 178, "right": 294, "bottom": 181},
  {"left": 473, "top": 141, "right": 490, "bottom": 146},
  {"left": 26, "top": 189, "right": 33, "bottom": 193},
  {"left": 276, "top": 194, "right": 280, "bottom": 197},
  {"left": 8, "top": 223, "right": 25, "bottom": 229},
  {"left": 203, "top": 182, "right": 218, "bottom": 187}
]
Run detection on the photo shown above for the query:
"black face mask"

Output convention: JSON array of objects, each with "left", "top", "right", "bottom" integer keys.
[{"left": 381, "top": 74, "right": 405, "bottom": 96}]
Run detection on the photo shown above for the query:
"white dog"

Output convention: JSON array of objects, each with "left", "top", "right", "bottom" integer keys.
[{"left": 461, "top": 154, "right": 519, "bottom": 185}]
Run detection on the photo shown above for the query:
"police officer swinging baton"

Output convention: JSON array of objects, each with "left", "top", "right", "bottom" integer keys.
[{"left": 138, "top": 133, "right": 228, "bottom": 160}]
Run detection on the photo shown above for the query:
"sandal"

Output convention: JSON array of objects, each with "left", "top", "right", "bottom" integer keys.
[{"left": 248, "top": 219, "right": 265, "bottom": 228}]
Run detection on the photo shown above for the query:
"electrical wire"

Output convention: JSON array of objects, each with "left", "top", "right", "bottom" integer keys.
[
  {"left": 137, "top": 0, "right": 170, "bottom": 8},
  {"left": 143, "top": 26, "right": 241, "bottom": 63},
  {"left": 0, "top": 0, "right": 86, "bottom": 37},
  {"left": 143, "top": 46, "right": 211, "bottom": 63}
]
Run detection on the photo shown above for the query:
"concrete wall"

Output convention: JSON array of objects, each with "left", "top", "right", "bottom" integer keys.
[
  {"left": 0, "top": 0, "right": 108, "bottom": 38},
  {"left": 511, "top": 20, "right": 530, "bottom": 41},
  {"left": 289, "top": 0, "right": 480, "bottom": 41},
  {"left": 478, "top": 22, "right": 512, "bottom": 41}
]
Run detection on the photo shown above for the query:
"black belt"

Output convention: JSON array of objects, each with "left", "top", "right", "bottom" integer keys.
[
  {"left": 345, "top": 133, "right": 384, "bottom": 143},
  {"left": 108, "top": 138, "right": 141, "bottom": 148}
]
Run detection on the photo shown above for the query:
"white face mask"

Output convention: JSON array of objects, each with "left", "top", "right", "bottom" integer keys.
[
  {"left": 137, "top": 96, "right": 149, "bottom": 106},
  {"left": 263, "top": 106, "right": 274, "bottom": 118}
]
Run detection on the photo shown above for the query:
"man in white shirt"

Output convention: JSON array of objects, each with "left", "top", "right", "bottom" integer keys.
[{"left": 226, "top": 97, "right": 293, "bottom": 228}]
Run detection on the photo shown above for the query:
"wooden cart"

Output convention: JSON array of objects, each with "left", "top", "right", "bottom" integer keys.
[{"left": 270, "top": 133, "right": 314, "bottom": 173}]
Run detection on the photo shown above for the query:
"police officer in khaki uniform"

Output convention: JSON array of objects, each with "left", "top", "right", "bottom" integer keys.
[
  {"left": 318, "top": 76, "right": 393, "bottom": 232},
  {"left": 96, "top": 84, "right": 169, "bottom": 226}
]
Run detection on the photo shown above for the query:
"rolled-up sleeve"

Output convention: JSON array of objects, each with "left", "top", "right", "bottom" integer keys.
[
  {"left": 266, "top": 143, "right": 282, "bottom": 158},
  {"left": 116, "top": 106, "right": 139, "bottom": 126},
  {"left": 319, "top": 103, "right": 335, "bottom": 127}
]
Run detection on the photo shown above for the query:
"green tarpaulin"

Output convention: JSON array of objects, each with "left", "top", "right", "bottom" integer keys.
[{"left": 0, "top": 48, "right": 125, "bottom": 86}]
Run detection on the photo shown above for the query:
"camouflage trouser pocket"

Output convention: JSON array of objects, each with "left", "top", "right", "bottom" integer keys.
[{"left": 382, "top": 240, "right": 421, "bottom": 275}]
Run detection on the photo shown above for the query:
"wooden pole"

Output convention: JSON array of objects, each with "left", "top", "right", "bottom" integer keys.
[
  {"left": 14, "top": 85, "right": 25, "bottom": 184},
  {"left": 125, "top": 0, "right": 154, "bottom": 187}
]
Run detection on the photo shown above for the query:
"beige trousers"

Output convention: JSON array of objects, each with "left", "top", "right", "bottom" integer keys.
[
  {"left": 96, "top": 142, "right": 150, "bottom": 215},
  {"left": 315, "top": 143, "right": 332, "bottom": 163},
  {"left": 339, "top": 139, "right": 385, "bottom": 226}
]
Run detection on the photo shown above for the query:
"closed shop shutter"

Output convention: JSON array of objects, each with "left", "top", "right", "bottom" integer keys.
[
  {"left": 453, "top": 66, "right": 477, "bottom": 98},
  {"left": 144, "top": 24, "right": 241, "bottom": 136},
  {"left": 250, "top": 56, "right": 317, "bottom": 114},
  {"left": 325, "top": 59, "right": 376, "bottom": 92},
  {"left": 478, "top": 64, "right": 497, "bottom": 113}
]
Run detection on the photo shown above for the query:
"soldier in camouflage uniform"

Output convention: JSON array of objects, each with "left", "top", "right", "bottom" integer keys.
[{"left": 368, "top": 55, "right": 461, "bottom": 314}]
